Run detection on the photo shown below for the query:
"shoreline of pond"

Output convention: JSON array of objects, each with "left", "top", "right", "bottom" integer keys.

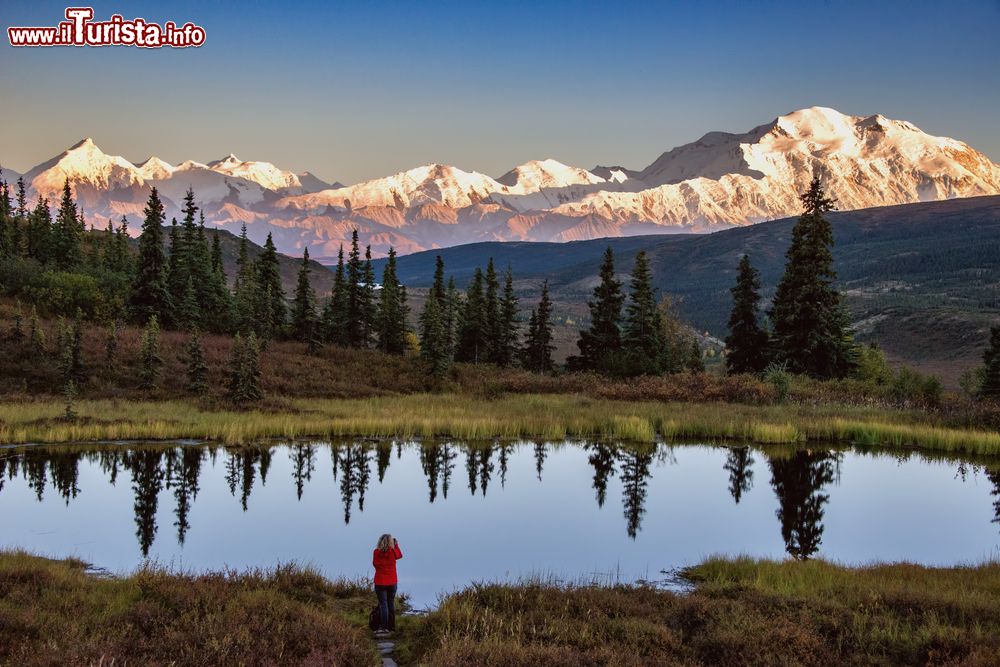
[{"left": 2, "top": 550, "right": 999, "bottom": 665}]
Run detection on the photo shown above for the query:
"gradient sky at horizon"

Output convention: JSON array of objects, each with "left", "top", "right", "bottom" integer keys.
[{"left": 2, "top": 0, "right": 999, "bottom": 185}]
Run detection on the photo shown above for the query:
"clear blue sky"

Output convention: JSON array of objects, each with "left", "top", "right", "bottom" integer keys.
[{"left": 2, "top": 0, "right": 998, "bottom": 184}]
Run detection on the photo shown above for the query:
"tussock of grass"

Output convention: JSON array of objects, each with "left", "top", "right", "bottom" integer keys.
[
  {"left": 400, "top": 559, "right": 1000, "bottom": 666},
  {"left": 0, "top": 550, "right": 378, "bottom": 667},
  {"left": 2, "top": 393, "right": 999, "bottom": 455}
]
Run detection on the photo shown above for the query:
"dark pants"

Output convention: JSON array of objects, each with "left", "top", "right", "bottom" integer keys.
[{"left": 375, "top": 584, "right": 396, "bottom": 630}]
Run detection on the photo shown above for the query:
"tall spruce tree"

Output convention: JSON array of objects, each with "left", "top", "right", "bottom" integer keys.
[
  {"left": 495, "top": 266, "right": 519, "bottom": 366},
  {"left": 769, "top": 177, "right": 856, "bottom": 379},
  {"left": 233, "top": 224, "right": 256, "bottom": 332},
  {"left": 204, "top": 224, "right": 232, "bottom": 332},
  {"left": 0, "top": 178, "right": 10, "bottom": 259},
  {"left": 321, "top": 245, "right": 349, "bottom": 345},
  {"left": 26, "top": 197, "right": 52, "bottom": 262},
  {"left": 104, "top": 216, "right": 131, "bottom": 274},
  {"left": 725, "top": 254, "right": 770, "bottom": 374},
  {"left": 345, "top": 231, "right": 366, "bottom": 347},
  {"left": 254, "top": 233, "right": 285, "bottom": 337},
  {"left": 52, "top": 179, "right": 82, "bottom": 269},
  {"left": 290, "top": 248, "right": 319, "bottom": 342},
  {"left": 138, "top": 315, "right": 162, "bottom": 391},
  {"left": 622, "top": 251, "right": 666, "bottom": 374},
  {"left": 570, "top": 246, "right": 624, "bottom": 372},
  {"left": 981, "top": 325, "right": 1000, "bottom": 399},
  {"left": 483, "top": 259, "right": 502, "bottom": 362},
  {"left": 456, "top": 268, "right": 488, "bottom": 363},
  {"left": 58, "top": 311, "right": 85, "bottom": 387},
  {"left": 227, "top": 332, "right": 263, "bottom": 404},
  {"left": 377, "top": 247, "right": 409, "bottom": 355},
  {"left": 130, "top": 188, "right": 171, "bottom": 325},
  {"left": 444, "top": 276, "right": 460, "bottom": 360},
  {"left": 166, "top": 217, "right": 184, "bottom": 308},
  {"left": 361, "top": 245, "right": 377, "bottom": 348},
  {"left": 419, "top": 291, "right": 450, "bottom": 378},
  {"left": 522, "top": 280, "right": 554, "bottom": 373}
]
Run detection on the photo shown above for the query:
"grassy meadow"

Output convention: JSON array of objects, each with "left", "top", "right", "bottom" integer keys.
[
  {"left": 4, "top": 551, "right": 998, "bottom": 666},
  {"left": 2, "top": 393, "right": 1000, "bottom": 455}
]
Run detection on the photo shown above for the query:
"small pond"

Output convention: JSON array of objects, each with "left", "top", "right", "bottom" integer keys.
[{"left": 2, "top": 441, "right": 998, "bottom": 607}]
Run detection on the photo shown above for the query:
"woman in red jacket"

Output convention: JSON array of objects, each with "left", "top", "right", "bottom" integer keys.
[{"left": 373, "top": 533, "right": 402, "bottom": 634}]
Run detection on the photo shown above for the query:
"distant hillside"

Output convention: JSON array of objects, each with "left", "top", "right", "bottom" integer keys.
[
  {"left": 206, "top": 227, "right": 335, "bottom": 297},
  {"left": 379, "top": 196, "right": 1000, "bottom": 384}
]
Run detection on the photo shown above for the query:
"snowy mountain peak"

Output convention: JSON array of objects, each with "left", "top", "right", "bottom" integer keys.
[
  {"left": 136, "top": 156, "right": 176, "bottom": 180},
  {"left": 70, "top": 137, "right": 97, "bottom": 150},
  {"left": 208, "top": 153, "right": 242, "bottom": 168},
  {"left": 497, "top": 158, "right": 604, "bottom": 192},
  {"left": 24, "top": 137, "right": 143, "bottom": 197}
]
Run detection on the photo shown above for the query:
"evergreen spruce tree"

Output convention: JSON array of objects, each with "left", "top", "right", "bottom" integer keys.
[
  {"left": 484, "top": 259, "right": 502, "bottom": 362},
  {"left": 769, "top": 178, "right": 856, "bottom": 379},
  {"left": 345, "top": 231, "right": 366, "bottom": 347},
  {"left": 210, "top": 227, "right": 225, "bottom": 276},
  {"left": 622, "top": 251, "right": 666, "bottom": 374},
  {"left": 432, "top": 256, "right": 447, "bottom": 302},
  {"left": 138, "top": 315, "right": 162, "bottom": 391},
  {"left": 725, "top": 254, "right": 770, "bottom": 374},
  {"left": 570, "top": 247, "right": 624, "bottom": 372},
  {"left": 495, "top": 266, "right": 519, "bottom": 366},
  {"left": 15, "top": 177, "right": 28, "bottom": 218},
  {"left": 0, "top": 179, "right": 10, "bottom": 259},
  {"left": 51, "top": 179, "right": 82, "bottom": 269},
  {"left": 981, "top": 325, "right": 1000, "bottom": 399},
  {"left": 377, "top": 247, "right": 409, "bottom": 355},
  {"left": 456, "top": 268, "right": 488, "bottom": 363},
  {"left": 321, "top": 245, "right": 349, "bottom": 345},
  {"left": 205, "top": 225, "right": 233, "bottom": 333},
  {"left": 233, "top": 224, "right": 256, "bottom": 332},
  {"left": 227, "top": 332, "right": 263, "bottom": 404},
  {"left": 187, "top": 202, "right": 214, "bottom": 329},
  {"left": 62, "top": 378, "right": 77, "bottom": 421},
  {"left": 130, "top": 188, "right": 171, "bottom": 325},
  {"left": 104, "top": 216, "right": 131, "bottom": 274},
  {"left": 290, "top": 248, "right": 319, "bottom": 342},
  {"left": 178, "top": 275, "right": 200, "bottom": 330},
  {"left": 360, "top": 245, "right": 377, "bottom": 348},
  {"left": 522, "top": 280, "right": 554, "bottom": 373},
  {"left": 254, "top": 233, "right": 285, "bottom": 337},
  {"left": 26, "top": 197, "right": 52, "bottom": 262},
  {"left": 419, "top": 291, "right": 450, "bottom": 378},
  {"left": 57, "top": 310, "right": 86, "bottom": 387},
  {"left": 10, "top": 178, "right": 27, "bottom": 255},
  {"left": 166, "top": 218, "right": 185, "bottom": 323},
  {"left": 444, "top": 276, "right": 460, "bottom": 360},
  {"left": 184, "top": 330, "right": 209, "bottom": 395}
]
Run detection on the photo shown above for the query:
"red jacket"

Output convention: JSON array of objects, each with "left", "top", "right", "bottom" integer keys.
[{"left": 373, "top": 544, "right": 403, "bottom": 586}]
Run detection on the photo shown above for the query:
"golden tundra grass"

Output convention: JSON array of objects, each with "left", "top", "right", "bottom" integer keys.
[{"left": 1, "top": 393, "right": 999, "bottom": 454}]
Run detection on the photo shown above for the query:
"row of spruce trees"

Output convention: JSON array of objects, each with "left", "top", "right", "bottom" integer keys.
[
  {"left": 723, "top": 177, "right": 1000, "bottom": 398},
  {"left": 724, "top": 178, "right": 857, "bottom": 380}
]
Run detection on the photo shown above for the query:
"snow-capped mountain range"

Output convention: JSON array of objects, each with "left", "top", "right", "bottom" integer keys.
[{"left": 3, "top": 107, "right": 999, "bottom": 261}]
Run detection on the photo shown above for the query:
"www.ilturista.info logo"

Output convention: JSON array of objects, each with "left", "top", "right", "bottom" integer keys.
[{"left": 7, "top": 7, "right": 205, "bottom": 48}]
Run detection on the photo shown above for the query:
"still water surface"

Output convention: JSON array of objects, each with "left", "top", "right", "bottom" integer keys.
[{"left": 2, "top": 441, "right": 999, "bottom": 607}]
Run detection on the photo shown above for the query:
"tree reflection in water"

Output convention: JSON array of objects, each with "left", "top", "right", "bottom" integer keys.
[
  {"left": 768, "top": 449, "right": 840, "bottom": 559},
  {"left": 3, "top": 442, "right": 997, "bottom": 560},
  {"left": 724, "top": 447, "right": 754, "bottom": 505}
]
